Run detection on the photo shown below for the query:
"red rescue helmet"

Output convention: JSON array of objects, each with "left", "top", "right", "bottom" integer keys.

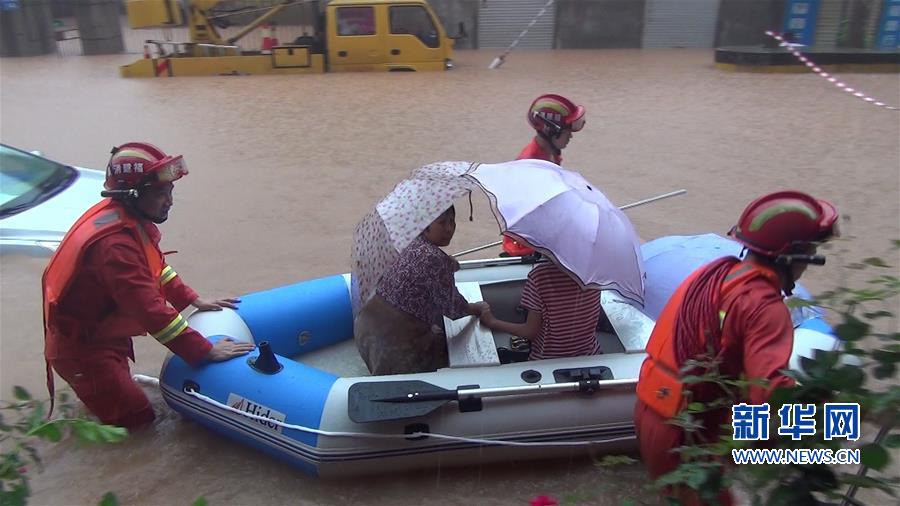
[
  {"left": 527, "top": 94, "right": 586, "bottom": 136},
  {"left": 104, "top": 142, "right": 188, "bottom": 192},
  {"left": 728, "top": 191, "right": 839, "bottom": 257}
]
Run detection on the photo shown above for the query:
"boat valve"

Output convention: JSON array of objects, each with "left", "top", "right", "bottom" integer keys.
[{"left": 248, "top": 341, "right": 283, "bottom": 374}]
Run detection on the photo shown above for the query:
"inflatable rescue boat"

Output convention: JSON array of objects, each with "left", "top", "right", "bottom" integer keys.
[{"left": 159, "top": 236, "right": 836, "bottom": 477}]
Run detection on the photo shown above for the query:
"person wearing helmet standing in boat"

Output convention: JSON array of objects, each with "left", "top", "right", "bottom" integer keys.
[
  {"left": 42, "top": 142, "right": 255, "bottom": 429},
  {"left": 633, "top": 191, "right": 840, "bottom": 505},
  {"left": 502, "top": 94, "right": 586, "bottom": 257}
]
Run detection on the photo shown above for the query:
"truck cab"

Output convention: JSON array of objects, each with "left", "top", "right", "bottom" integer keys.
[
  {"left": 120, "top": 0, "right": 456, "bottom": 77},
  {"left": 325, "top": 0, "right": 454, "bottom": 72}
]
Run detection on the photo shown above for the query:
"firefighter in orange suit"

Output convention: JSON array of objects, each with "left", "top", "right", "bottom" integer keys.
[
  {"left": 634, "top": 191, "right": 839, "bottom": 505},
  {"left": 502, "top": 94, "right": 586, "bottom": 257},
  {"left": 42, "top": 142, "right": 255, "bottom": 429}
]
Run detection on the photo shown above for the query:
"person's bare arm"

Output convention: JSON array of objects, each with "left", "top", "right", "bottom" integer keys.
[{"left": 480, "top": 305, "right": 542, "bottom": 340}]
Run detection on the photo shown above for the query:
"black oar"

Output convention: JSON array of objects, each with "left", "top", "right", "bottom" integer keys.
[{"left": 348, "top": 378, "right": 635, "bottom": 423}]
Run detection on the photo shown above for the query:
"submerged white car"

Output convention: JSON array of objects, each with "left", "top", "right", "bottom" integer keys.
[{"left": 0, "top": 144, "right": 104, "bottom": 256}]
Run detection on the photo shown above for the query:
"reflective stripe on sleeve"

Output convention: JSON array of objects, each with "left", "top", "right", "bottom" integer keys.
[
  {"left": 153, "top": 314, "right": 188, "bottom": 344},
  {"left": 160, "top": 265, "right": 178, "bottom": 285}
]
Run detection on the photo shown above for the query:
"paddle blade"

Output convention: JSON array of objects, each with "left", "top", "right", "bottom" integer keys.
[{"left": 348, "top": 380, "right": 454, "bottom": 424}]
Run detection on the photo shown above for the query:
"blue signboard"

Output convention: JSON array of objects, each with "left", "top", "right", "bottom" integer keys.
[
  {"left": 782, "top": 0, "right": 821, "bottom": 46},
  {"left": 876, "top": 0, "right": 900, "bottom": 49},
  {"left": 0, "top": 0, "right": 21, "bottom": 11}
]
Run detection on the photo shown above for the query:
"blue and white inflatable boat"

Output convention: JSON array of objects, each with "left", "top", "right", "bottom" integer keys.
[{"left": 159, "top": 235, "right": 838, "bottom": 477}]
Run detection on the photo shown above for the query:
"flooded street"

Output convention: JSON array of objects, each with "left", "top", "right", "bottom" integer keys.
[{"left": 1, "top": 49, "right": 898, "bottom": 504}]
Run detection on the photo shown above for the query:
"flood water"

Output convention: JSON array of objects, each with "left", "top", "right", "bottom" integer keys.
[{"left": 1, "top": 49, "right": 898, "bottom": 505}]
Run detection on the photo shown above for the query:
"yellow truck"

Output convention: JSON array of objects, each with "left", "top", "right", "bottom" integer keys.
[{"left": 121, "top": 0, "right": 462, "bottom": 78}]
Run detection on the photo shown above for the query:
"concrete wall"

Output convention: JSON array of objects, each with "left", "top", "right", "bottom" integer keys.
[
  {"left": 555, "top": 0, "right": 645, "bottom": 49},
  {"left": 23, "top": 0, "right": 895, "bottom": 54},
  {"left": 427, "top": 0, "right": 479, "bottom": 50},
  {"left": 841, "top": 0, "right": 880, "bottom": 48},
  {"left": 0, "top": 0, "right": 56, "bottom": 57},
  {"left": 49, "top": 0, "right": 75, "bottom": 17},
  {"left": 715, "top": 0, "right": 785, "bottom": 47},
  {"left": 75, "top": 0, "right": 124, "bottom": 54}
]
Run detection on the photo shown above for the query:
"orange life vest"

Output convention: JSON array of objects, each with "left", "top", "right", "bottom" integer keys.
[
  {"left": 42, "top": 199, "right": 163, "bottom": 353},
  {"left": 636, "top": 261, "right": 781, "bottom": 419},
  {"left": 502, "top": 235, "right": 535, "bottom": 257}
]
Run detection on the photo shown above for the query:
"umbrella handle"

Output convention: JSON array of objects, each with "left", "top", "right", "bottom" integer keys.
[{"left": 451, "top": 189, "right": 687, "bottom": 258}]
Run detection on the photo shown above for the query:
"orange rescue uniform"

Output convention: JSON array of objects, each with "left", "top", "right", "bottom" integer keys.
[
  {"left": 634, "top": 260, "right": 795, "bottom": 505},
  {"left": 517, "top": 138, "right": 562, "bottom": 165},
  {"left": 43, "top": 199, "right": 212, "bottom": 428}
]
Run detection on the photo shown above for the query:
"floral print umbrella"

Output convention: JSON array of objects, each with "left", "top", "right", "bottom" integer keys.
[{"left": 351, "top": 161, "right": 478, "bottom": 314}]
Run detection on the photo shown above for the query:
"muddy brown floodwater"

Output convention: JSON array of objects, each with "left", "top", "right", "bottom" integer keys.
[{"left": 1, "top": 49, "right": 898, "bottom": 505}]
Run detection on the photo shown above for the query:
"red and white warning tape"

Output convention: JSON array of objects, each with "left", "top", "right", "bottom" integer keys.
[{"left": 764, "top": 31, "right": 898, "bottom": 111}]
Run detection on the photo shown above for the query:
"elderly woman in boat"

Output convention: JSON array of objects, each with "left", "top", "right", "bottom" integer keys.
[{"left": 354, "top": 205, "right": 487, "bottom": 375}]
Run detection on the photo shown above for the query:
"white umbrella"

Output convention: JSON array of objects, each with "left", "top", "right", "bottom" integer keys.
[{"left": 466, "top": 159, "right": 645, "bottom": 305}]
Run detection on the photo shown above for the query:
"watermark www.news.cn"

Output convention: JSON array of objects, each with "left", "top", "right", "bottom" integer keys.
[
  {"left": 732, "top": 448, "right": 860, "bottom": 465},
  {"left": 729, "top": 402, "right": 861, "bottom": 465}
]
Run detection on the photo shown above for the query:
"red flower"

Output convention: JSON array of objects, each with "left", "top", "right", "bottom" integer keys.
[
  {"left": 18, "top": 467, "right": 27, "bottom": 474},
  {"left": 529, "top": 495, "right": 558, "bottom": 506}
]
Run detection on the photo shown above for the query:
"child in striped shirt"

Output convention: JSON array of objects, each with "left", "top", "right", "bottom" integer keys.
[{"left": 479, "top": 260, "right": 603, "bottom": 360}]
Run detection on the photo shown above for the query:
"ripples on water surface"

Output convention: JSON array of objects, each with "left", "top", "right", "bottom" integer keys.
[{"left": 1, "top": 49, "right": 897, "bottom": 505}]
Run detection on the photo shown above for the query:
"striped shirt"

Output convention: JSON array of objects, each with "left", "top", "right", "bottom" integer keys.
[{"left": 520, "top": 262, "right": 602, "bottom": 360}]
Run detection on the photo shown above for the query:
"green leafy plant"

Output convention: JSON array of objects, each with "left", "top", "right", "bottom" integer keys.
[
  {"left": 655, "top": 246, "right": 900, "bottom": 505},
  {"left": 98, "top": 493, "right": 208, "bottom": 506},
  {"left": 651, "top": 352, "right": 754, "bottom": 505},
  {"left": 1, "top": 387, "right": 128, "bottom": 506}
]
